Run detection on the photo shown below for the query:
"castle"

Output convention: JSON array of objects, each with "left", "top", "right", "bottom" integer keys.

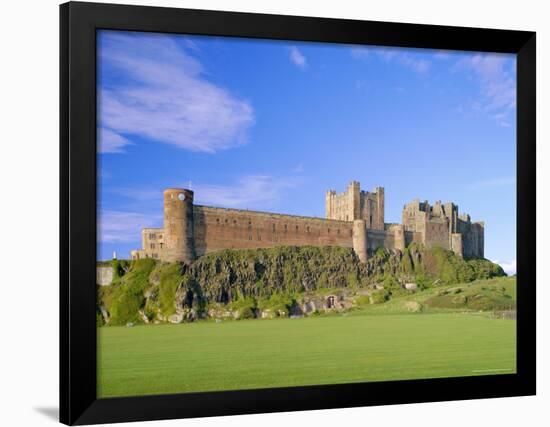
[{"left": 130, "top": 181, "right": 484, "bottom": 263}]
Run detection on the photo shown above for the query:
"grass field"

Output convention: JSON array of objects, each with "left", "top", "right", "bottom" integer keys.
[{"left": 98, "top": 311, "right": 516, "bottom": 398}]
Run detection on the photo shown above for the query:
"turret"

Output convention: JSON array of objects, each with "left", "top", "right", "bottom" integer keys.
[
  {"left": 352, "top": 219, "right": 368, "bottom": 263},
  {"left": 392, "top": 224, "right": 405, "bottom": 252},
  {"left": 375, "top": 186, "right": 385, "bottom": 230},
  {"left": 163, "top": 188, "right": 196, "bottom": 264}
]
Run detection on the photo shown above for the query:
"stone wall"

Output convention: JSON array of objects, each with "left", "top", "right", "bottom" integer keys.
[
  {"left": 97, "top": 265, "right": 113, "bottom": 286},
  {"left": 193, "top": 206, "right": 354, "bottom": 256},
  {"left": 424, "top": 220, "right": 450, "bottom": 250},
  {"left": 129, "top": 182, "right": 484, "bottom": 262},
  {"left": 141, "top": 228, "right": 164, "bottom": 258},
  {"left": 459, "top": 221, "right": 484, "bottom": 258},
  {"left": 325, "top": 181, "right": 384, "bottom": 229}
]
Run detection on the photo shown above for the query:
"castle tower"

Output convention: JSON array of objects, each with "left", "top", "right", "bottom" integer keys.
[
  {"left": 349, "top": 181, "right": 361, "bottom": 220},
  {"left": 163, "top": 188, "right": 196, "bottom": 264},
  {"left": 392, "top": 224, "right": 405, "bottom": 252},
  {"left": 352, "top": 219, "right": 368, "bottom": 263},
  {"left": 375, "top": 186, "right": 385, "bottom": 230}
]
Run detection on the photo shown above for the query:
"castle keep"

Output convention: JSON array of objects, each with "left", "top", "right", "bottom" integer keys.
[{"left": 131, "top": 182, "right": 484, "bottom": 263}]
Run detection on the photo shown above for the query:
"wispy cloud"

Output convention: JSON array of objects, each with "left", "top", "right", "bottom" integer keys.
[
  {"left": 350, "top": 46, "right": 370, "bottom": 59},
  {"left": 454, "top": 53, "right": 516, "bottom": 127},
  {"left": 293, "top": 162, "right": 304, "bottom": 173},
  {"left": 98, "top": 210, "right": 162, "bottom": 243},
  {"left": 350, "top": 46, "right": 430, "bottom": 74},
  {"left": 108, "top": 187, "right": 163, "bottom": 202},
  {"left": 375, "top": 48, "right": 430, "bottom": 74},
  {"left": 289, "top": 46, "right": 307, "bottom": 69},
  {"left": 98, "top": 128, "right": 132, "bottom": 154},
  {"left": 109, "top": 175, "right": 300, "bottom": 213},
  {"left": 492, "top": 259, "right": 516, "bottom": 276},
  {"left": 98, "top": 31, "right": 254, "bottom": 154},
  {"left": 194, "top": 175, "right": 299, "bottom": 209},
  {"left": 468, "top": 177, "right": 515, "bottom": 191}
]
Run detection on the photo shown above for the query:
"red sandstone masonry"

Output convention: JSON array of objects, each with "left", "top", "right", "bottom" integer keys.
[
  {"left": 193, "top": 205, "right": 353, "bottom": 256},
  {"left": 129, "top": 182, "right": 484, "bottom": 262}
]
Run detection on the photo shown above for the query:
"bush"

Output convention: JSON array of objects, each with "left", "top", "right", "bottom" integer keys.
[
  {"left": 96, "top": 310, "right": 105, "bottom": 327},
  {"left": 370, "top": 290, "right": 390, "bottom": 304},
  {"left": 112, "top": 259, "right": 130, "bottom": 280},
  {"left": 354, "top": 295, "right": 371, "bottom": 306},
  {"left": 104, "top": 258, "right": 156, "bottom": 325},
  {"left": 155, "top": 263, "right": 185, "bottom": 316},
  {"left": 238, "top": 306, "right": 256, "bottom": 319}
]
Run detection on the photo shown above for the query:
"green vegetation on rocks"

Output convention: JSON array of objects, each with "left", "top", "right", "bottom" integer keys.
[
  {"left": 98, "top": 245, "right": 506, "bottom": 325},
  {"left": 99, "top": 258, "right": 156, "bottom": 325}
]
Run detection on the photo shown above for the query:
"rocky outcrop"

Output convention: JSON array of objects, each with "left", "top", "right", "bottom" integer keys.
[{"left": 98, "top": 245, "right": 505, "bottom": 325}]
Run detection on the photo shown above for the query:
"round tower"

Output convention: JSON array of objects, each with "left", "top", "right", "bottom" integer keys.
[
  {"left": 393, "top": 224, "right": 405, "bottom": 252},
  {"left": 163, "top": 188, "right": 196, "bottom": 264},
  {"left": 352, "top": 219, "right": 368, "bottom": 263}
]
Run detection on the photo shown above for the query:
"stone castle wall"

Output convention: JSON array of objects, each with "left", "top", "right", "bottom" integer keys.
[
  {"left": 130, "top": 182, "right": 485, "bottom": 263},
  {"left": 96, "top": 265, "right": 114, "bottom": 286},
  {"left": 193, "top": 206, "right": 353, "bottom": 256}
]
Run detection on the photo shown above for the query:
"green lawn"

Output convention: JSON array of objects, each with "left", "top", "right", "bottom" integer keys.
[{"left": 98, "top": 312, "right": 516, "bottom": 398}]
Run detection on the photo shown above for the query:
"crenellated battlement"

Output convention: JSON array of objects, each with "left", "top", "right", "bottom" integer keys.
[{"left": 131, "top": 181, "right": 484, "bottom": 263}]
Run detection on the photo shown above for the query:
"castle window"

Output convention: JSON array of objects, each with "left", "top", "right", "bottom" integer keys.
[
  {"left": 233, "top": 220, "right": 237, "bottom": 225},
  {"left": 149, "top": 233, "right": 155, "bottom": 239},
  {"left": 159, "top": 243, "right": 163, "bottom": 249},
  {"left": 272, "top": 224, "right": 276, "bottom": 231},
  {"left": 306, "top": 226, "right": 310, "bottom": 233},
  {"left": 328, "top": 228, "right": 330, "bottom": 233},
  {"left": 150, "top": 243, "right": 155, "bottom": 249},
  {"left": 225, "top": 219, "right": 228, "bottom": 223},
  {"left": 337, "top": 229, "right": 340, "bottom": 234},
  {"left": 284, "top": 224, "right": 288, "bottom": 232},
  {"left": 216, "top": 218, "right": 220, "bottom": 224},
  {"left": 295, "top": 225, "right": 299, "bottom": 231},
  {"left": 158, "top": 234, "right": 162, "bottom": 239}
]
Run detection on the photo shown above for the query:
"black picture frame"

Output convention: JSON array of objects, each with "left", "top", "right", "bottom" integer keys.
[{"left": 60, "top": 1, "right": 536, "bottom": 425}]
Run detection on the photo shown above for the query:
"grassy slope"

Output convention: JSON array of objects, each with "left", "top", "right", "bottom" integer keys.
[
  {"left": 353, "top": 276, "right": 516, "bottom": 315},
  {"left": 98, "top": 310, "right": 516, "bottom": 397}
]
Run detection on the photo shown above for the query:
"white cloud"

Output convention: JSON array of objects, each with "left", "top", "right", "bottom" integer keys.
[
  {"left": 492, "top": 259, "right": 516, "bottom": 276},
  {"left": 351, "top": 46, "right": 430, "bottom": 74},
  {"left": 454, "top": 53, "right": 516, "bottom": 127},
  {"left": 468, "top": 177, "right": 515, "bottom": 191},
  {"left": 98, "top": 127, "right": 132, "bottom": 153},
  {"left": 289, "top": 46, "right": 307, "bottom": 69},
  {"left": 98, "top": 32, "right": 254, "bottom": 153},
  {"left": 98, "top": 210, "right": 162, "bottom": 243},
  {"left": 108, "top": 175, "right": 300, "bottom": 213},
  {"left": 350, "top": 47, "right": 370, "bottom": 59},
  {"left": 376, "top": 48, "right": 430, "bottom": 74},
  {"left": 194, "top": 175, "right": 298, "bottom": 209},
  {"left": 293, "top": 162, "right": 304, "bottom": 173},
  {"left": 108, "top": 187, "right": 163, "bottom": 203}
]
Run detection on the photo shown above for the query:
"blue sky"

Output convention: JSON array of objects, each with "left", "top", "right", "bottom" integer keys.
[{"left": 97, "top": 30, "right": 517, "bottom": 274}]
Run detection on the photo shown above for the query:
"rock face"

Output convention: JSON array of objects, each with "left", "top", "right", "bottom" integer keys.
[
  {"left": 98, "top": 245, "right": 505, "bottom": 326},
  {"left": 404, "top": 283, "right": 418, "bottom": 291},
  {"left": 96, "top": 265, "right": 114, "bottom": 286}
]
